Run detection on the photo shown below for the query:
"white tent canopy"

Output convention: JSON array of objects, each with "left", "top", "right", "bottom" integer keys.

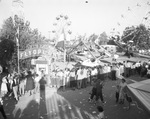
[{"left": 127, "top": 79, "right": 150, "bottom": 113}]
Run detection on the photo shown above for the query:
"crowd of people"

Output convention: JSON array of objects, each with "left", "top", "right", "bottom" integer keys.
[
  {"left": 50, "top": 59, "right": 150, "bottom": 88},
  {"left": 49, "top": 59, "right": 150, "bottom": 118},
  {"left": 0, "top": 69, "right": 47, "bottom": 119},
  {"left": 0, "top": 58, "right": 150, "bottom": 119},
  {"left": 1, "top": 70, "right": 46, "bottom": 98}
]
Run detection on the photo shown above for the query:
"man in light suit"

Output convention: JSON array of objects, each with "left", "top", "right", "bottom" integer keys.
[{"left": 12, "top": 75, "right": 19, "bottom": 101}]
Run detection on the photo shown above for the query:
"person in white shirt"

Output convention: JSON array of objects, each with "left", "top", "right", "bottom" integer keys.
[
  {"left": 107, "top": 64, "right": 111, "bottom": 80},
  {"left": 34, "top": 74, "right": 41, "bottom": 93},
  {"left": 12, "top": 75, "right": 19, "bottom": 101},
  {"left": 91, "top": 67, "right": 98, "bottom": 83},
  {"left": 19, "top": 73, "right": 26, "bottom": 96},
  {"left": 64, "top": 68, "right": 70, "bottom": 87},
  {"left": 100, "top": 65, "right": 105, "bottom": 81},
  {"left": 57, "top": 70, "right": 64, "bottom": 88},
  {"left": 123, "top": 61, "right": 126, "bottom": 77},
  {"left": 1, "top": 76, "right": 8, "bottom": 97},
  {"left": 103, "top": 64, "right": 109, "bottom": 80},
  {"left": 102, "top": 65, "right": 106, "bottom": 74},
  {"left": 119, "top": 63, "right": 124, "bottom": 76},
  {"left": 77, "top": 67, "right": 83, "bottom": 89},
  {"left": 126, "top": 61, "right": 131, "bottom": 77},
  {"left": 87, "top": 68, "right": 91, "bottom": 84},
  {"left": 91, "top": 68, "right": 98, "bottom": 77},
  {"left": 82, "top": 68, "right": 88, "bottom": 88},
  {"left": 147, "top": 66, "right": 150, "bottom": 78},
  {"left": 116, "top": 63, "right": 121, "bottom": 79}
]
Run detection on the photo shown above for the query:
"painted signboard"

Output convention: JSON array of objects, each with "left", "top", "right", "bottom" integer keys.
[
  {"left": 19, "top": 48, "right": 55, "bottom": 59},
  {"left": 19, "top": 43, "right": 57, "bottom": 59}
]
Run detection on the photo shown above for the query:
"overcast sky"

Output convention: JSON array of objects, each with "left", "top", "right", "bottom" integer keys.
[{"left": 0, "top": 0, "right": 150, "bottom": 38}]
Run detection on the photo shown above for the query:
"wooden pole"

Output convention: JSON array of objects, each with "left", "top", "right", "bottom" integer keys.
[
  {"left": 17, "top": 26, "right": 20, "bottom": 74},
  {"left": 63, "top": 28, "right": 66, "bottom": 91}
]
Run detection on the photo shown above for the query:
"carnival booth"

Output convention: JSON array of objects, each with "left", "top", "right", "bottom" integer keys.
[{"left": 19, "top": 43, "right": 58, "bottom": 85}]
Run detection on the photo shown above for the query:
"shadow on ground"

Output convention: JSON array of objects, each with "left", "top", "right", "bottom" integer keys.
[{"left": 1, "top": 79, "right": 150, "bottom": 119}]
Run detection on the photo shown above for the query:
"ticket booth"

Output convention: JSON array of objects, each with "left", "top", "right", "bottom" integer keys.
[
  {"left": 32, "top": 57, "right": 51, "bottom": 85},
  {"left": 32, "top": 57, "right": 50, "bottom": 75},
  {"left": 36, "top": 62, "right": 49, "bottom": 75}
]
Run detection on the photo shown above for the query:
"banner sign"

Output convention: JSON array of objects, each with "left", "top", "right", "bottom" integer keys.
[
  {"left": 19, "top": 48, "right": 53, "bottom": 59},
  {"left": 27, "top": 43, "right": 53, "bottom": 49}
]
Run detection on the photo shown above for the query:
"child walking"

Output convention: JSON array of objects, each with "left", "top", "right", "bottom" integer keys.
[
  {"left": 88, "top": 80, "right": 96, "bottom": 102},
  {"left": 115, "top": 85, "right": 120, "bottom": 103}
]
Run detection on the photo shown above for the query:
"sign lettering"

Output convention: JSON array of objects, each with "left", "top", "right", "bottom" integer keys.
[{"left": 19, "top": 48, "right": 54, "bottom": 59}]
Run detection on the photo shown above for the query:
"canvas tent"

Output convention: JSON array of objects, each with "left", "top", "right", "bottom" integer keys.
[{"left": 126, "top": 79, "right": 150, "bottom": 113}]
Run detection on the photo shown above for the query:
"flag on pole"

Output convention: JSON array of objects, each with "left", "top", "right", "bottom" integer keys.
[{"left": 55, "top": 28, "right": 66, "bottom": 51}]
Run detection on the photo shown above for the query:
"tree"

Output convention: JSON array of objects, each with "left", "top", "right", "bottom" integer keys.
[
  {"left": 99, "top": 32, "right": 108, "bottom": 45},
  {"left": 0, "top": 17, "right": 16, "bottom": 42},
  {"left": 0, "top": 16, "right": 30, "bottom": 50},
  {"left": 0, "top": 15, "right": 47, "bottom": 71},
  {"left": 122, "top": 24, "right": 150, "bottom": 50},
  {"left": 135, "top": 24, "right": 150, "bottom": 49},
  {"left": 0, "top": 37, "right": 15, "bottom": 68},
  {"left": 121, "top": 26, "right": 136, "bottom": 43}
]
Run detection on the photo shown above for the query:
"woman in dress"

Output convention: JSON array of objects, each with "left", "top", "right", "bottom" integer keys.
[
  {"left": 1, "top": 76, "right": 8, "bottom": 97},
  {"left": 25, "top": 71, "right": 35, "bottom": 96},
  {"left": 119, "top": 78, "right": 127, "bottom": 104}
]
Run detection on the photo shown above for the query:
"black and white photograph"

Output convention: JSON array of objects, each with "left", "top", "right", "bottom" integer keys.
[{"left": 0, "top": 0, "right": 150, "bottom": 119}]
